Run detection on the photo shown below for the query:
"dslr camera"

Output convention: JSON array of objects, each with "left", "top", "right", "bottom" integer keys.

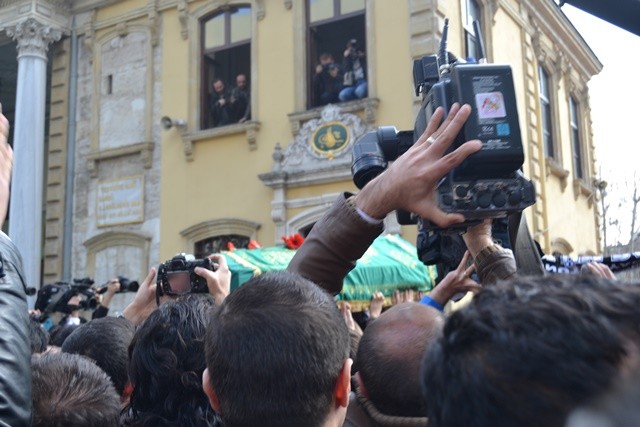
[
  {"left": 156, "top": 253, "right": 215, "bottom": 301},
  {"left": 351, "top": 19, "right": 535, "bottom": 268}
]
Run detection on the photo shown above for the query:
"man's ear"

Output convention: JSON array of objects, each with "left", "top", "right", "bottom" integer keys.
[
  {"left": 202, "top": 368, "right": 221, "bottom": 412},
  {"left": 334, "top": 358, "right": 353, "bottom": 408},
  {"left": 353, "top": 371, "right": 370, "bottom": 399}
]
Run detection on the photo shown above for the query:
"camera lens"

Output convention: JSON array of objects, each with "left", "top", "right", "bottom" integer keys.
[
  {"left": 351, "top": 131, "right": 389, "bottom": 189},
  {"left": 128, "top": 281, "right": 139, "bottom": 292}
]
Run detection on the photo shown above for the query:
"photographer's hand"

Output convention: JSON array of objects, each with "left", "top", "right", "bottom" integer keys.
[
  {"left": 195, "top": 254, "right": 231, "bottom": 305},
  {"left": 353, "top": 103, "right": 482, "bottom": 228},
  {"left": 123, "top": 267, "right": 158, "bottom": 326},
  {"left": 99, "top": 278, "right": 120, "bottom": 309}
]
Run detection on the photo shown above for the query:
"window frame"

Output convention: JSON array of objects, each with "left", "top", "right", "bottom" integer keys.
[
  {"left": 569, "top": 96, "right": 584, "bottom": 181},
  {"left": 181, "top": 218, "right": 261, "bottom": 255},
  {"left": 538, "top": 65, "right": 555, "bottom": 159},
  {"left": 194, "top": 234, "right": 251, "bottom": 257},
  {"left": 304, "top": 0, "right": 367, "bottom": 109},
  {"left": 200, "top": 5, "right": 252, "bottom": 130}
]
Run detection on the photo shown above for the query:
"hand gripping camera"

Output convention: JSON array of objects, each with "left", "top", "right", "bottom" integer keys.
[
  {"left": 156, "top": 253, "right": 215, "bottom": 303},
  {"left": 351, "top": 18, "right": 535, "bottom": 267}
]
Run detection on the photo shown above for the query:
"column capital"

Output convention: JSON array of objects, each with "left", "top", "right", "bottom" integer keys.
[{"left": 4, "top": 17, "right": 63, "bottom": 60}]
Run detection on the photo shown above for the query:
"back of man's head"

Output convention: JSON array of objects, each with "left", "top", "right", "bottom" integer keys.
[
  {"left": 422, "top": 275, "right": 640, "bottom": 427},
  {"left": 29, "top": 318, "right": 49, "bottom": 354},
  {"left": 356, "top": 303, "right": 443, "bottom": 417},
  {"left": 48, "top": 323, "right": 80, "bottom": 347},
  {"left": 31, "top": 352, "right": 120, "bottom": 427},
  {"left": 61, "top": 316, "right": 135, "bottom": 397},
  {"left": 125, "top": 294, "right": 218, "bottom": 426},
  {"left": 204, "top": 271, "right": 350, "bottom": 427}
]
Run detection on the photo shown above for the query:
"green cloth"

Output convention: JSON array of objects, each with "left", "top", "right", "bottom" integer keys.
[{"left": 222, "top": 234, "right": 436, "bottom": 303}]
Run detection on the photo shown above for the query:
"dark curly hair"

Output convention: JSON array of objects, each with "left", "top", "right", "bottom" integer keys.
[
  {"left": 122, "top": 294, "right": 221, "bottom": 427},
  {"left": 422, "top": 274, "right": 640, "bottom": 427}
]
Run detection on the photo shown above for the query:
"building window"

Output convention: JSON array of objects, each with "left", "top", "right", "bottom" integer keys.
[
  {"left": 569, "top": 96, "right": 584, "bottom": 180},
  {"left": 201, "top": 5, "right": 252, "bottom": 129},
  {"left": 539, "top": 66, "right": 555, "bottom": 159},
  {"left": 307, "top": 0, "right": 366, "bottom": 109},
  {"left": 462, "top": 0, "right": 482, "bottom": 60},
  {"left": 194, "top": 235, "right": 250, "bottom": 258}
]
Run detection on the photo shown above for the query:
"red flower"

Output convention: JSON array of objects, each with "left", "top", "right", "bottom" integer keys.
[
  {"left": 282, "top": 233, "right": 305, "bottom": 250},
  {"left": 227, "top": 242, "right": 236, "bottom": 251}
]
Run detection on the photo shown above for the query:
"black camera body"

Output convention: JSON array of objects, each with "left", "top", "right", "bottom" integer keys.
[
  {"left": 156, "top": 253, "right": 214, "bottom": 300},
  {"left": 351, "top": 18, "right": 535, "bottom": 268},
  {"left": 414, "top": 59, "right": 535, "bottom": 228}
]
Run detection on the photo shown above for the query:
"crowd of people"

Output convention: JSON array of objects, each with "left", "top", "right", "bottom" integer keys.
[{"left": 2, "top": 96, "right": 640, "bottom": 427}]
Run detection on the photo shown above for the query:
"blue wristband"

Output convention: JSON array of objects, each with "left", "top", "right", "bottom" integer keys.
[{"left": 420, "top": 295, "right": 444, "bottom": 312}]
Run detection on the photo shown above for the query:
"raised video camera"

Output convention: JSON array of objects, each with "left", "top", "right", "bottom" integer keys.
[
  {"left": 33, "top": 278, "right": 99, "bottom": 321},
  {"left": 156, "top": 253, "right": 215, "bottom": 301},
  {"left": 351, "top": 18, "right": 535, "bottom": 267}
]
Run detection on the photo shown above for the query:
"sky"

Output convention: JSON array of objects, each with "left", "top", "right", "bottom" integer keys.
[{"left": 561, "top": 4, "right": 640, "bottom": 246}]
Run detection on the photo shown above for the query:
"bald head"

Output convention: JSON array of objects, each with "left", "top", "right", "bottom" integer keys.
[{"left": 355, "top": 303, "right": 443, "bottom": 417}]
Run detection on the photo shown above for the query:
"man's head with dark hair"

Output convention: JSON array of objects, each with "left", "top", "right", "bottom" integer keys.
[
  {"left": 123, "top": 294, "right": 219, "bottom": 426},
  {"left": 29, "top": 318, "right": 49, "bottom": 354},
  {"left": 31, "top": 352, "right": 120, "bottom": 427},
  {"left": 48, "top": 323, "right": 80, "bottom": 347},
  {"left": 61, "top": 316, "right": 135, "bottom": 398},
  {"left": 422, "top": 275, "right": 640, "bottom": 427},
  {"left": 203, "top": 271, "right": 352, "bottom": 427},
  {"left": 355, "top": 302, "right": 443, "bottom": 417},
  {"left": 212, "top": 78, "right": 225, "bottom": 94}
]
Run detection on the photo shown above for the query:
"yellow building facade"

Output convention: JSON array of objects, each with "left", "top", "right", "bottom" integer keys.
[{"left": 0, "top": 0, "right": 602, "bottom": 292}]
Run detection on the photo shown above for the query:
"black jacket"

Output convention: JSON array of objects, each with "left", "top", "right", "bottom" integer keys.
[{"left": 0, "top": 231, "right": 32, "bottom": 426}]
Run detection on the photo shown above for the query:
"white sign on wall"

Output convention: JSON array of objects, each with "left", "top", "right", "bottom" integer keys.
[{"left": 97, "top": 175, "right": 144, "bottom": 227}]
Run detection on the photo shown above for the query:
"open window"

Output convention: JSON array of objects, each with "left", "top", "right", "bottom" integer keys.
[
  {"left": 569, "top": 96, "right": 584, "bottom": 180},
  {"left": 201, "top": 5, "right": 252, "bottom": 129},
  {"left": 194, "top": 235, "right": 250, "bottom": 258},
  {"left": 539, "top": 65, "right": 556, "bottom": 159},
  {"left": 306, "top": 0, "right": 366, "bottom": 109},
  {"left": 462, "top": 0, "right": 482, "bottom": 60}
]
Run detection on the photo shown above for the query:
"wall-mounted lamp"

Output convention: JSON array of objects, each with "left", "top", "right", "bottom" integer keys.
[{"left": 161, "top": 116, "right": 187, "bottom": 130}]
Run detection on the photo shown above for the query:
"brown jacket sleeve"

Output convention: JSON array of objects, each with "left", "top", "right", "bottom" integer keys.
[
  {"left": 287, "top": 193, "right": 383, "bottom": 295},
  {"left": 475, "top": 246, "right": 517, "bottom": 286}
]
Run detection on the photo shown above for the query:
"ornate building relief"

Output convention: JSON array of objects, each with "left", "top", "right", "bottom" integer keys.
[
  {"left": 3, "top": 17, "right": 63, "bottom": 59},
  {"left": 259, "top": 104, "right": 375, "bottom": 239}
]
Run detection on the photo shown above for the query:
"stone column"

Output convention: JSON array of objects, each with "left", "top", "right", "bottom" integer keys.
[{"left": 5, "top": 18, "right": 62, "bottom": 294}]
